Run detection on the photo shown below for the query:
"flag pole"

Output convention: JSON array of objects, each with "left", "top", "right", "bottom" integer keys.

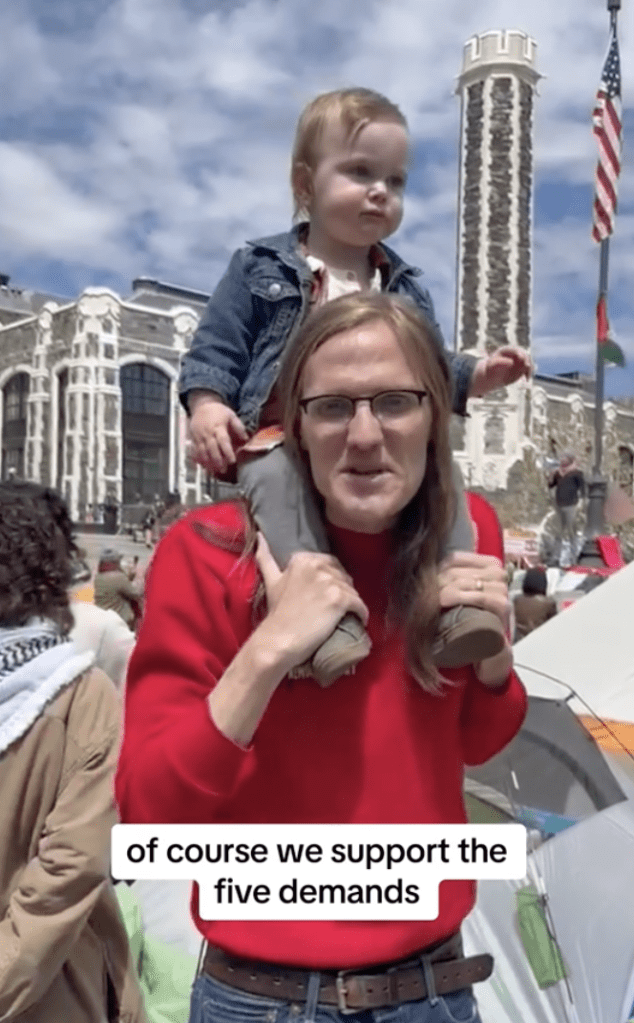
[
  {"left": 593, "top": 238, "right": 609, "bottom": 475},
  {"left": 578, "top": 0, "right": 620, "bottom": 565}
]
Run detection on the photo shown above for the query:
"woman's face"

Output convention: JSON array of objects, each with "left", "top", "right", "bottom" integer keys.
[{"left": 299, "top": 318, "right": 432, "bottom": 534}]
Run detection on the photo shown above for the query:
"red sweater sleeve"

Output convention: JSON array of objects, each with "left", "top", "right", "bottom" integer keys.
[
  {"left": 461, "top": 492, "right": 527, "bottom": 761},
  {"left": 459, "top": 670, "right": 527, "bottom": 766},
  {"left": 115, "top": 506, "right": 257, "bottom": 824}
]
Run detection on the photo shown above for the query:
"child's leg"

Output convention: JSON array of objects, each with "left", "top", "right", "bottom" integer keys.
[
  {"left": 237, "top": 445, "right": 329, "bottom": 567},
  {"left": 237, "top": 446, "right": 371, "bottom": 685},
  {"left": 444, "top": 460, "right": 476, "bottom": 555},
  {"left": 432, "top": 458, "right": 506, "bottom": 669}
]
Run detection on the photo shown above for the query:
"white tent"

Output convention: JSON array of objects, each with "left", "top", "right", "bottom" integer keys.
[
  {"left": 515, "top": 558, "right": 634, "bottom": 792},
  {"left": 461, "top": 560, "right": 634, "bottom": 1022},
  {"left": 463, "top": 800, "right": 634, "bottom": 1023},
  {"left": 513, "top": 560, "right": 634, "bottom": 725}
]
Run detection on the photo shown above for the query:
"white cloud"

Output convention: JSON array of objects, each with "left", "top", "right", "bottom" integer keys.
[
  {"left": 0, "top": 143, "right": 117, "bottom": 252},
  {"left": 0, "top": 11, "right": 60, "bottom": 114}
]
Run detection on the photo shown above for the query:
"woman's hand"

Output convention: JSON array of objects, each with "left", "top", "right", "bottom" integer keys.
[
  {"left": 254, "top": 534, "right": 369, "bottom": 675},
  {"left": 437, "top": 551, "right": 510, "bottom": 626},
  {"left": 207, "top": 536, "right": 369, "bottom": 747},
  {"left": 437, "top": 551, "right": 513, "bottom": 686}
]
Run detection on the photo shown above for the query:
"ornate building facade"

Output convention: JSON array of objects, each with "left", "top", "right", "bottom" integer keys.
[{"left": 0, "top": 275, "right": 207, "bottom": 521}]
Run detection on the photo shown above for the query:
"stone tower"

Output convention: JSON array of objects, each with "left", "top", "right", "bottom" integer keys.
[
  {"left": 452, "top": 30, "right": 540, "bottom": 491},
  {"left": 455, "top": 29, "right": 540, "bottom": 354}
]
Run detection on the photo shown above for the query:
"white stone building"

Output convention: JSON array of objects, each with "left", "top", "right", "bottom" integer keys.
[{"left": 0, "top": 275, "right": 207, "bottom": 521}]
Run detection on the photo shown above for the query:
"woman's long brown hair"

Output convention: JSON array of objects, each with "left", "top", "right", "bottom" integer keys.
[{"left": 279, "top": 292, "right": 455, "bottom": 691}]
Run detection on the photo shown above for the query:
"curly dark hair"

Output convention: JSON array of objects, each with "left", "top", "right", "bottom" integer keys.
[{"left": 0, "top": 481, "right": 78, "bottom": 634}]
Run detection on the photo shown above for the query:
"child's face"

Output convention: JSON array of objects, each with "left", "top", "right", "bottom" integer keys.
[{"left": 301, "top": 117, "right": 409, "bottom": 254}]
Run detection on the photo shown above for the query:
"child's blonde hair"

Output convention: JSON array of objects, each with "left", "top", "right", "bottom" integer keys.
[{"left": 291, "top": 88, "right": 408, "bottom": 219}]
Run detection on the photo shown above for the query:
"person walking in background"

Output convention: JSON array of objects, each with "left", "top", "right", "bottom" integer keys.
[
  {"left": 94, "top": 548, "right": 144, "bottom": 632},
  {"left": 548, "top": 452, "right": 586, "bottom": 565},
  {"left": 142, "top": 507, "right": 156, "bottom": 548},
  {"left": 513, "top": 567, "right": 557, "bottom": 642},
  {"left": 0, "top": 480, "right": 145, "bottom": 1023}
]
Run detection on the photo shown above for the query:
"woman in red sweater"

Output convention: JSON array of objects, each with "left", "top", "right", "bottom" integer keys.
[{"left": 116, "top": 293, "right": 526, "bottom": 1023}]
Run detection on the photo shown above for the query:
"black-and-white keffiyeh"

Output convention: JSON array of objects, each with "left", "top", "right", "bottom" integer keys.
[
  {"left": 0, "top": 620, "right": 66, "bottom": 678},
  {"left": 0, "top": 617, "right": 94, "bottom": 754}
]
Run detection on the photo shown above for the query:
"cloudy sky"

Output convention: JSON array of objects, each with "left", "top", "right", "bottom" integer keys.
[{"left": 1, "top": 0, "right": 633, "bottom": 396}]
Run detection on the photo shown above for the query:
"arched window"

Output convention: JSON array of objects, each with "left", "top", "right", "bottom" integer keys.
[
  {"left": 2, "top": 373, "right": 29, "bottom": 479},
  {"left": 120, "top": 363, "right": 170, "bottom": 504}
]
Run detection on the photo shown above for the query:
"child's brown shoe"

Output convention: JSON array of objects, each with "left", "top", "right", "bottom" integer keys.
[
  {"left": 290, "top": 613, "right": 372, "bottom": 687},
  {"left": 432, "top": 606, "right": 506, "bottom": 669}
]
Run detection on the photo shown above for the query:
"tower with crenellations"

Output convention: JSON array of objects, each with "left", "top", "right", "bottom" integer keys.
[
  {"left": 455, "top": 29, "right": 540, "bottom": 356},
  {"left": 451, "top": 29, "right": 541, "bottom": 493},
  {"left": 449, "top": 31, "right": 634, "bottom": 549}
]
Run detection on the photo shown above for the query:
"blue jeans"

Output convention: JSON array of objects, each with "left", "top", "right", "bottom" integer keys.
[{"left": 188, "top": 972, "right": 481, "bottom": 1023}]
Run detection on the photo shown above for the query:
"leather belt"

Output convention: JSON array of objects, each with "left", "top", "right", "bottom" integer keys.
[{"left": 202, "top": 935, "right": 493, "bottom": 1013}]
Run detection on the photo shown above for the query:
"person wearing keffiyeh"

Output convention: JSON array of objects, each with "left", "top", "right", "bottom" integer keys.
[{"left": 0, "top": 481, "right": 146, "bottom": 1023}]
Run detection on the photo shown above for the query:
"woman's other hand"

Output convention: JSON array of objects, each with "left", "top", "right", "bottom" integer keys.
[
  {"left": 437, "top": 551, "right": 513, "bottom": 686},
  {"left": 437, "top": 551, "right": 510, "bottom": 628}
]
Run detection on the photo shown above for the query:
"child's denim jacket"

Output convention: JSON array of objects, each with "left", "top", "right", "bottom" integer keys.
[{"left": 178, "top": 225, "right": 475, "bottom": 433}]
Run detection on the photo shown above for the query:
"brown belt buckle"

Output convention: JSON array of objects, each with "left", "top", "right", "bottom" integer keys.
[{"left": 336, "top": 972, "right": 357, "bottom": 1015}]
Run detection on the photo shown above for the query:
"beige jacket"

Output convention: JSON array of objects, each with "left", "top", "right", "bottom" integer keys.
[{"left": 0, "top": 662, "right": 146, "bottom": 1023}]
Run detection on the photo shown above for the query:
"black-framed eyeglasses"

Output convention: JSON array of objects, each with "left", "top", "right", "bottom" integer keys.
[{"left": 298, "top": 389, "right": 428, "bottom": 426}]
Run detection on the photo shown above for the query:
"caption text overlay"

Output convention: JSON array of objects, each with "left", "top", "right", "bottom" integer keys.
[{"left": 112, "top": 824, "right": 526, "bottom": 920}]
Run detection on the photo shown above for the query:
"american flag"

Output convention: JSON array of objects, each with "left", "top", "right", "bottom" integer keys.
[{"left": 592, "top": 28, "right": 622, "bottom": 243}]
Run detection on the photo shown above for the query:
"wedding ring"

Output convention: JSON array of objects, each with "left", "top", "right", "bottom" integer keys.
[{"left": 476, "top": 578, "right": 484, "bottom": 591}]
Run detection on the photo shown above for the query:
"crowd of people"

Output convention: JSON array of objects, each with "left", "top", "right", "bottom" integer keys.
[{"left": 0, "top": 86, "right": 555, "bottom": 1023}]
